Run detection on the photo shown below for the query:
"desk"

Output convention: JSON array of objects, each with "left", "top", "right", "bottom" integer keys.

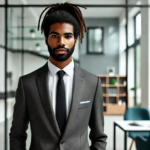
[{"left": 113, "top": 121, "right": 150, "bottom": 150}]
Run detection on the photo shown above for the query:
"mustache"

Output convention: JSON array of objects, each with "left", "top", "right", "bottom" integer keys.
[{"left": 53, "top": 46, "right": 69, "bottom": 52}]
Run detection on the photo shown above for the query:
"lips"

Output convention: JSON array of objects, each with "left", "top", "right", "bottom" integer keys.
[{"left": 55, "top": 48, "right": 67, "bottom": 54}]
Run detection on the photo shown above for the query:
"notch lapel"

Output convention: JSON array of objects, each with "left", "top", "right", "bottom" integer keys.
[
  {"left": 36, "top": 63, "right": 61, "bottom": 137},
  {"left": 62, "top": 64, "right": 85, "bottom": 138}
]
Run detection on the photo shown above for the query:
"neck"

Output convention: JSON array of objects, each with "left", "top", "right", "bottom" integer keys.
[{"left": 49, "top": 56, "right": 72, "bottom": 69}]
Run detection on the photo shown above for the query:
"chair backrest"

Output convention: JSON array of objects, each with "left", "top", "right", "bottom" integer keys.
[{"left": 124, "top": 107, "right": 150, "bottom": 120}]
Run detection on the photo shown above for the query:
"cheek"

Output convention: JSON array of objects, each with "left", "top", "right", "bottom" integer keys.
[
  {"left": 48, "top": 37, "right": 57, "bottom": 47},
  {"left": 66, "top": 39, "right": 75, "bottom": 47}
]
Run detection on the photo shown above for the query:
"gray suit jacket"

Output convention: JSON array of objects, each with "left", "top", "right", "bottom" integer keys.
[{"left": 10, "top": 63, "right": 107, "bottom": 150}]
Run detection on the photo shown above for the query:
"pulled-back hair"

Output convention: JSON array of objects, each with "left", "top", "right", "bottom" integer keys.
[{"left": 38, "top": 3, "right": 87, "bottom": 43}]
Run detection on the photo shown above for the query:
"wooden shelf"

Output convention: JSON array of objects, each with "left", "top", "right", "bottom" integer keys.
[
  {"left": 102, "top": 84, "right": 126, "bottom": 87},
  {"left": 119, "top": 94, "right": 126, "bottom": 97},
  {"left": 98, "top": 75, "right": 127, "bottom": 115},
  {"left": 108, "top": 95, "right": 118, "bottom": 97},
  {"left": 103, "top": 104, "right": 126, "bottom": 115},
  {"left": 103, "top": 94, "right": 126, "bottom": 97},
  {"left": 103, "top": 94, "right": 107, "bottom": 97}
]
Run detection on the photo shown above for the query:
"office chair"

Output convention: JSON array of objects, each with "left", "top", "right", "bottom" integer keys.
[
  {"left": 124, "top": 107, "right": 150, "bottom": 150},
  {"left": 135, "top": 135, "right": 150, "bottom": 150}
]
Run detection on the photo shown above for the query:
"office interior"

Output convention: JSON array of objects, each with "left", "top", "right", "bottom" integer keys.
[{"left": 0, "top": 0, "right": 150, "bottom": 150}]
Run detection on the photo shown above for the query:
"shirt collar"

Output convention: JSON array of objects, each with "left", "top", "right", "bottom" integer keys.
[{"left": 48, "top": 59, "right": 74, "bottom": 77}]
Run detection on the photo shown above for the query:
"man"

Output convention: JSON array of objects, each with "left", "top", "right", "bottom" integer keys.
[{"left": 10, "top": 3, "right": 107, "bottom": 150}]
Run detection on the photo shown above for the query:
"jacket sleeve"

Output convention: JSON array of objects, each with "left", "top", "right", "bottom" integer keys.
[
  {"left": 89, "top": 77, "right": 107, "bottom": 150},
  {"left": 9, "top": 77, "right": 29, "bottom": 150}
]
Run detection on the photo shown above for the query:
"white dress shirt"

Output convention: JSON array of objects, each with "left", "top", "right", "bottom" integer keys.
[{"left": 48, "top": 59, "right": 74, "bottom": 118}]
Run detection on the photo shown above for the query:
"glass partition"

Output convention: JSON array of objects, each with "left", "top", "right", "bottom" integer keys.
[
  {"left": 129, "top": 0, "right": 149, "bottom": 5},
  {"left": 23, "top": 7, "right": 48, "bottom": 75},
  {"left": 8, "top": 8, "right": 22, "bottom": 50},
  {"left": 0, "top": 7, "right": 4, "bottom": 150},
  {"left": 7, "top": 7, "right": 22, "bottom": 150},
  {"left": 24, "top": 7, "right": 47, "bottom": 54},
  {"left": 135, "top": 13, "right": 141, "bottom": 40},
  {"left": 135, "top": 44, "right": 141, "bottom": 106},
  {"left": 0, "top": 0, "right": 4, "bottom": 4},
  {"left": 8, "top": 0, "right": 23, "bottom": 4},
  {"left": 128, "top": 48, "right": 135, "bottom": 107}
]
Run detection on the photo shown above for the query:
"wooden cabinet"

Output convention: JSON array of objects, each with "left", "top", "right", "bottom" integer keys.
[{"left": 98, "top": 75, "right": 127, "bottom": 115}]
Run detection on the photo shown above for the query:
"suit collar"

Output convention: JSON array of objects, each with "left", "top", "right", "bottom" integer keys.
[
  {"left": 36, "top": 62, "right": 85, "bottom": 138},
  {"left": 36, "top": 63, "right": 61, "bottom": 137},
  {"left": 37, "top": 62, "right": 84, "bottom": 78}
]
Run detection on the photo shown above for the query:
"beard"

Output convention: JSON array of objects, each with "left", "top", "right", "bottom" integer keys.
[{"left": 47, "top": 43, "right": 75, "bottom": 62}]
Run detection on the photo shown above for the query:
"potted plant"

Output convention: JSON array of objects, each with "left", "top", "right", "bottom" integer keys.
[
  {"left": 29, "top": 29, "right": 35, "bottom": 38},
  {"left": 35, "top": 43, "right": 41, "bottom": 51}
]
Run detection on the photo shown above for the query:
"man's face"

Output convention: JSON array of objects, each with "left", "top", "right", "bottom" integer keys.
[{"left": 46, "top": 23, "right": 77, "bottom": 61}]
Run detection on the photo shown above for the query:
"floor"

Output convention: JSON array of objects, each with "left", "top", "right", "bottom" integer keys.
[{"left": 0, "top": 116, "right": 137, "bottom": 150}]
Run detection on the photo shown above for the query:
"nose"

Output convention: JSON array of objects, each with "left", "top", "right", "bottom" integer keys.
[{"left": 58, "top": 36, "right": 65, "bottom": 47}]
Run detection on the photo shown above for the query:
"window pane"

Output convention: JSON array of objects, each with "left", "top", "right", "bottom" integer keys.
[
  {"left": 23, "top": 7, "right": 47, "bottom": 56},
  {"left": 7, "top": 9, "right": 23, "bottom": 150},
  {"left": 128, "top": 17, "right": 134, "bottom": 46},
  {"left": 136, "top": 44, "right": 141, "bottom": 105},
  {"left": 129, "top": 1, "right": 149, "bottom": 5},
  {"left": 135, "top": 13, "right": 141, "bottom": 40},
  {"left": 8, "top": 8, "right": 22, "bottom": 50},
  {"left": 128, "top": 48, "right": 135, "bottom": 107},
  {"left": 0, "top": 0, "right": 4, "bottom": 4},
  {"left": 8, "top": 0, "right": 23, "bottom": 4},
  {"left": 120, "top": 26, "right": 126, "bottom": 52},
  {"left": 88, "top": 28, "right": 103, "bottom": 53},
  {"left": 119, "top": 51, "right": 126, "bottom": 75}
]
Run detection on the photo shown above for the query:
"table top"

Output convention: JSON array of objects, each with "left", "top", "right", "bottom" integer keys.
[{"left": 114, "top": 120, "right": 150, "bottom": 131}]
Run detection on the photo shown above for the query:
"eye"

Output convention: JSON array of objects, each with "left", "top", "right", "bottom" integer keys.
[
  {"left": 65, "top": 35, "right": 72, "bottom": 39},
  {"left": 51, "top": 35, "right": 58, "bottom": 38}
]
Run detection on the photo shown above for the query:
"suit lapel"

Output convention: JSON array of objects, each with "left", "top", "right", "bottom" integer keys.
[
  {"left": 36, "top": 63, "right": 61, "bottom": 137},
  {"left": 62, "top": 64, "right": 85, "bottom": 138}
]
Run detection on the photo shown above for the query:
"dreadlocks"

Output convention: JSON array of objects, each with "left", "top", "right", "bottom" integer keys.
[{"left": 38, "top": 3, "right": 87, "bottom": 43}]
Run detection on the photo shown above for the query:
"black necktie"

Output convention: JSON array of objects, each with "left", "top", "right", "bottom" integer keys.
[{"left": 56, "top": 70, "right": 66, "bottom": 134}]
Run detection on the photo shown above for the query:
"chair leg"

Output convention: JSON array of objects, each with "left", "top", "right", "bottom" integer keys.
[{"left": 129, "top": 140, "right": 135, "bottom": 150}]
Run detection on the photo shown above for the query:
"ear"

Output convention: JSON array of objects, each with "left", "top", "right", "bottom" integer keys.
[
  {"left": 45, "top": 38, "right": 48, "bottom": 45},
  {"left": 74, "top": 39, "right": 77, "bottom": 46}
]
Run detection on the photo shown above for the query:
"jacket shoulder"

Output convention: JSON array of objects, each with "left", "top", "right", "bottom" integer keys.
[
  {"left": 76, "top": 64, "right": 98, "bottom": 79},
  {"left": 75, "top": 64, "right": 99, "bottom": 85}
]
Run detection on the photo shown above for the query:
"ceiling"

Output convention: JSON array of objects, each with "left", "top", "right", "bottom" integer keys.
[
  {"left": 8, "top": 0, "right": 125, "bottom": 5},
  {"left": 6, "top": 0, "right": 140, "bottom": 55},
  {"left": 10, "top": 0, "right": 125, "bottom": 32}
]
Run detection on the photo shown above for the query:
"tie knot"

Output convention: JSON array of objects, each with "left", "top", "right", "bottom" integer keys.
[{"left": 57, "top": 70, "right": 65, "bottom": 78}]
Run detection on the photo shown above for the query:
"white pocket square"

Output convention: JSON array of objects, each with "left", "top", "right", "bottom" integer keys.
[{"left": 80, "top": 101, "right": 90, "bottom": 104}]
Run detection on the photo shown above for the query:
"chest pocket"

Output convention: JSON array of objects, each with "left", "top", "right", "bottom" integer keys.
[{"left": 78, "top": 101, "right": 91, "bottom": 109}]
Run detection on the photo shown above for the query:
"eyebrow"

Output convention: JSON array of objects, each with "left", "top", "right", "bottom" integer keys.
[{"left": 49, "top": 31, "right": 73, "bottom": 35}]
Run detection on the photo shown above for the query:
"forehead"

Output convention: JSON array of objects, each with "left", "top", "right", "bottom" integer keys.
[{"left": 49, "top": 23, "right": 74, "bottom": 33}]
